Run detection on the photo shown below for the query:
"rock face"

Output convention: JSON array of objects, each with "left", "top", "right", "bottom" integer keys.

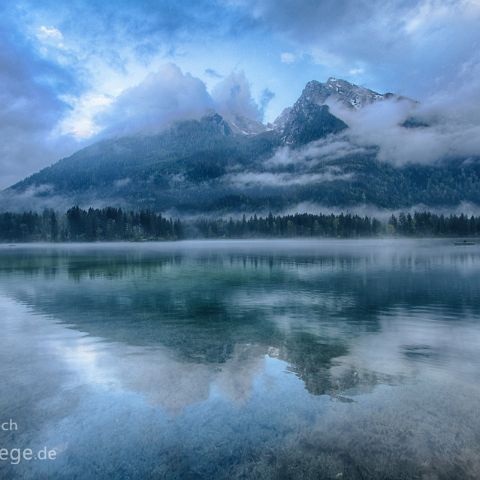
[
  {"left": 272, "top": 78, "right": 385, "bottom": 144},
  {"left": 224, "top": 113, "right": 266, "bottom": 135},
  {"left": 203, "top": 112, "right": 233, "bottom": 136},
  {"left": 270, "top": 107, "right": 292, "bottom": 131},
  {"left": 295, "top": 78, "right": 385, "bottom": 110},
  {"left": 281, "top": 103, "right": 347, "bottom": 145}
]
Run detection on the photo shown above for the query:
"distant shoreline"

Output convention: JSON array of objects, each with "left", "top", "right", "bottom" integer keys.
[
  {"left": 1, "top": 236, "right": 479, "bottom": 245},
  {"left": 1, "top": 207, "right": 480, "bottom": 242}
]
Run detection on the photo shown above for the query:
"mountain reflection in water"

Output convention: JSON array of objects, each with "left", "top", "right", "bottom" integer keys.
[{"left": 1, "top": 239, "right": 479, "bottom": 479}]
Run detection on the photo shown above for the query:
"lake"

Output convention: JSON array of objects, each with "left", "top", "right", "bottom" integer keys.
[{"left": 1, "top": 239, "right": 479, "bottom": 479}]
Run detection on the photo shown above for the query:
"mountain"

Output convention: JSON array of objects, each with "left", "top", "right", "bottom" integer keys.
[
  {"left": 223, "top": 112, "right": 266, "bottom": 135},
  {"left": 279, "top": 94, "right": 347, "bottom": 144},
  {"left": 297, "top": 77, "right": 385, "bottom": 110},
  {"left": 2, "top": 78, "right": 480, "bottom": 214}
]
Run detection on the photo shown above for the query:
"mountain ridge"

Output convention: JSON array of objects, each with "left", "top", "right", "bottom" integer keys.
[{"left": 2, "top": 77, "right": 479, "bottom": 214}]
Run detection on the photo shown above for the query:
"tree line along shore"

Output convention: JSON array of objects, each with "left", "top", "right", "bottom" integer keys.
[{"left": 0, "top": 207, "right": 479, "bottom": 242}]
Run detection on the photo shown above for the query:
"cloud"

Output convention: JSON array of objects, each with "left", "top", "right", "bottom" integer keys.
[
  {"left": 280, "top": 52, "right": 296, "bottom": 64},
  {"left": 37, "top": 25, "right": 64, "bottom": 43},
  {"left": 211, "top": 71, "right": 263, "bottom": 122},
  {"left": 205, "top": 68, "right": 223, "bottom": 79},
  {"left": 60, "top": 93, "right": 114, "bottom": 138},
  {"left": 263, "top": 60, "right": 480, "bottom": 169},
  {"left": 325, "top": 59, "right": 480, "bottom": 166},
  {"left": 227, "top": 169, "right": 353, "bottom": 188},
  {"left": 1, "top": 0, "right": 479, "bottom": 190},
  {"left": 95, "top": 63, "right": 214, "bottom": 136},
  {"left": 225, "top": 135, "right": 360, "bottom": 190},
  {"left": 0, "top": 28, "right": 80, "bottom": 188},
  {"left": 93, "top": 65, "right": 269, "bottom": 137},
  {"left": 348, "top": 68, "right": 365, "bottom": 76},
  {"left": 266, "top": 136, "right": 370, "bottom": 168},
  {"left": 232, "top": 0, "right": 480, "bottom": 96},
  {"left": 259, "top": 88, "right": 275, "bottom": 115}
]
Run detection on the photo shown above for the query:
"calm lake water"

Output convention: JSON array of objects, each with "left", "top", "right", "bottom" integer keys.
[{"left": 1, "top": 239, "right": 480, "bottom": 479}]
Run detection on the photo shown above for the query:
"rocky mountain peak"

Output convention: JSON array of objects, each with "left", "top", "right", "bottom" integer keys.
[
  {"left": 299, "top": 77, "right": 385, "bottom": 110},
  {"left": 225, "top": 114, "right": 266, "bottom": 135},
  {"left": 200, "top": 112, "right": 233, "bottom": 136}
]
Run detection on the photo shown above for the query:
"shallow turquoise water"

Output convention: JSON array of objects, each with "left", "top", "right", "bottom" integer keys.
[{"left": 0, "top": 239, "right": 480, "bottom": 479}]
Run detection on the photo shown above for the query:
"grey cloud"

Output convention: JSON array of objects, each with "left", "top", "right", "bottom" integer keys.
[
  {"left": 232, "top": 0, "right": 480, "bottom": 97},
  {"left": 15, "top": 0, "right": 237, "bottom": 68},
  {"left": 231, "top": 0, "right": 417, "bottom": 61},
  {"left": 211, "top": 71, "right": 263, "bottom": 122},
  {"left": 259, "top": 88, "right": 275, "bottom": 115},
  {"left": 205, "top": 68, "right": 223, "bottom": 79},
  {"left": 0, "top": 30, "right": 80, "bottom": 189},
  {"left": 0, "top": 184, "right": 78, "bottom": 212}
]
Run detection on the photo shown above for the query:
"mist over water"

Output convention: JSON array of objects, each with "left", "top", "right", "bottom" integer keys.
[{"left": 1, "top": 239, "right": 480, "bottom": 479}]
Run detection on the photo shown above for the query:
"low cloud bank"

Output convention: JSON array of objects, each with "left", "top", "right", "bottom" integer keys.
[
  {"left": 226, "top": 168, "right": 353, "bottom": 188},
  {"left": 266, "top": 136, "right": 371, "bottom": 168},
  {"left": 280, "top": 201, "right": 480, "bottom": 221},
  {"left": 325, "top": 60, "right": 480, "bottom": 166}
]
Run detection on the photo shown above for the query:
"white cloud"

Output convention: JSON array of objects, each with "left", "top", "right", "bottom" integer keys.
[
  {"left": 348, "top": 67, "right": 365, "bottom": 76},
  {"left": 309, "top": 47, "right": 343, "bottom": 69},
  {"left": 37, "top": 25, "right": 64, "bottom": 42},
  {"left": 36, "top": 26, "right": 65, "bottom": 49},
  {"left": 56, "top": 65, "right": 269, "bottom": 141},
  {"left": 227, "top": 169, "right": 353, "bottom": 188},
  {"left": 211, "top": 71, "right": 262, "bottom": 122},
  {"left": 280, "top": 52, "right": 296, "bottom": 64},
  {"left": 266, "top": 136, "right": 369, "bottom": 168},
  {"left": 60, "top": 93, "right": 113, "bottom": 138},
  {"left": 325, "top": 65, "right": 480, "bottom": 167},
  {"left": 95, "top": 63, "right": 214, "bottom": 137}
]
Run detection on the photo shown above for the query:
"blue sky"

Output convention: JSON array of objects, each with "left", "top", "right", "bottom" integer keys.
[{"left": 1, "top": 0, "right": 480, "bottom": 187}]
